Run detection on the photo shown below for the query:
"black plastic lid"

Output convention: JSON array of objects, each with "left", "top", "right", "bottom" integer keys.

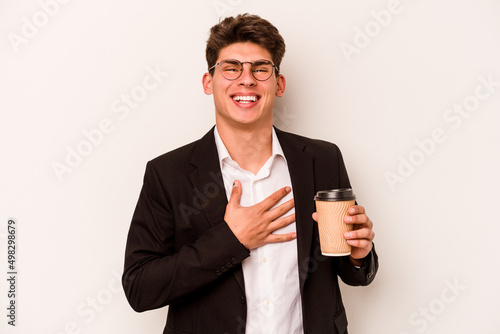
[{"left": 314, "top": 188, "right": 356, "bottom": 201}]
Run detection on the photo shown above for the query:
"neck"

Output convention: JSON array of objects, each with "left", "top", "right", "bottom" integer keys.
[{"left": 216, "top": 122, "right": 273, "bottom": 175}]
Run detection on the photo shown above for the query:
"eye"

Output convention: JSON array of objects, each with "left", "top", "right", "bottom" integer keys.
[
  {"left": 221, "top": 60, "right": 242, "bottom": 72},
  {"left": 252, "top": 61, "right": 272, "bottom": 73}
]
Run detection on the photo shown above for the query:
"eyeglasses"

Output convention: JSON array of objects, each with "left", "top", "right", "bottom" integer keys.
[{"left": 208, "top": 59, "right": 279, "bottom": 81}]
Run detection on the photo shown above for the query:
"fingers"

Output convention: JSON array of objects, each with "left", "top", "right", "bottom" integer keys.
[
  {"left": 344, "top": 228, "right": 375, "bottom": 242},
  {"left": 226, "top": 184, "right": 297, "bottom": 249},
  {"left": 343, "top": 205, "right": 374, "bottom": 253},
  {"left": 313, "top": 206, "right": 372, "bottom": 230},
  {"left": 348, "top": 205, "right": 365, "bottom": 215},
  {"left": 227, "top": 180, "right": 242, "bottom": 207},
  {"left": 313, "top": 206, "right": 367, "bottom": 224},
  {"left": 346, "top": 238, "right": 373, "bottom": 250},
  {"left": 259, "top": 186, "right": 292, "bottom": 212},
  {"left": 266, "top": 198, "right": 294, "bottom": 223},
  {"left": 345, "top": 227, "right": 374, "bottom": 256},
  {"left": 310, "top": 205, "right": 374, "bottom": 257},
  {"left": 264, "top": 232, "right": 297, "bottom": 244},
  {"left": 344, "top": 212, "right": 373, "bottom": 229},
  {"left": 344, "top": 205, "right": 375, "bottom": 253},
  {"left": 267, "top": 213, "right": 296, "bottom": 232}
]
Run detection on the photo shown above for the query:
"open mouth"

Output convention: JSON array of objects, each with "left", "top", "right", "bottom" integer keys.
[{"left": 231, "top": 94, "right": 260, "bottom": 104}]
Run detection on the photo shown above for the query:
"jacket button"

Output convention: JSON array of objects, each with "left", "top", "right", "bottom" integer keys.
[
  {"left": 221, "top": 267, "right": 227, "bottom": 273},
  {"left": 215, "top": 270, "right": 221, "bottom": 276},
  {"left": 231, "top": 258, "right": 238, "bottom": 264},
  {"left": 240, "top": 296, "right": 246, "bottom": 304},
  {"left": 226, "top": 262, "right": 232, "bottom": 268}
]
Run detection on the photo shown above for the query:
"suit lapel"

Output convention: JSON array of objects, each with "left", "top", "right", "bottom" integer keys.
[
  {"left": 189, "top": 128, "right": 227, "bottom": 228},
  {"left": 188, "top": 127, "right": 246, "bottom": 293},
  {"left": 275, "top": 128, "right": 315, "bottom": 293}
]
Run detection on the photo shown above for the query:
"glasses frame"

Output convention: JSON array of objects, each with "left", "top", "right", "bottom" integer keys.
[{"left": 208, "top": 59, "right": 279, "bottom": 81}]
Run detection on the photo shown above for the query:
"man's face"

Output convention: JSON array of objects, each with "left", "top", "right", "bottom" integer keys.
[{"left": 203, "top": 42, "right": 286, "bottom": 130}]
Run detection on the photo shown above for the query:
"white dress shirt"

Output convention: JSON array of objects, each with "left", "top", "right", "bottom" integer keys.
[{"left": 214, "top": 127, "right": 304, "bottom": 334}]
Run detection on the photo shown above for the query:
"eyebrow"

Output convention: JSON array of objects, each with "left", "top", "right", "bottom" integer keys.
[
  {"left": 221, "top": 59, "right": 273, "bottom": 64},
  {"left": 223, "top": 59, "right": 241, "bottom": 65}
]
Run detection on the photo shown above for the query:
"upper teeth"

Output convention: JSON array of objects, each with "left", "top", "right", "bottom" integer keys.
[{"left": 233, "top": 95, "right": 257, "bottom": 102}]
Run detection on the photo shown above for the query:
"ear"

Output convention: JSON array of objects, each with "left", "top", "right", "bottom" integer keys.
[
  {"left": 202, "top": 73, "right": 213, "bottom": 95},
  {"left": 275, "top": 74, "right": 286, "bottom": 97}
]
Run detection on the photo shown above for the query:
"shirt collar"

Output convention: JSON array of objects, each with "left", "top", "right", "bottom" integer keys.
[{"left": 214, "top": 126, "right": 286, "bottom": 170}]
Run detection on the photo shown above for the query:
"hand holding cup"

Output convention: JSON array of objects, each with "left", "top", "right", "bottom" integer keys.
[{"left": 313, "top": 189, "right": 374, "bottom": 261}]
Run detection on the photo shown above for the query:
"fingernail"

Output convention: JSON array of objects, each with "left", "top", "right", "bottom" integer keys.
[
  {"left": 349, "top": 208, "right": 356, "bottom": 214},
  {"left": 345, "top": 216, "right": 352, "bottom": 223},
  {"left": 286, "top": 187, "right": 291, "bottom": 193},
  {"left": 344, "top": 232, "right": 352, "bottom": 238},
  {"left": 233, "top": 180, "right": 238, "bottom": 187},
  {"left": 291, "top": 233, "right": 297, "bottom": 239}
]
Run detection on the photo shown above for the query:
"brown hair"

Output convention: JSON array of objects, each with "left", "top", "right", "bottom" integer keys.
[{"left": 206, "top": 14, "right": 286, "bottom": 75}]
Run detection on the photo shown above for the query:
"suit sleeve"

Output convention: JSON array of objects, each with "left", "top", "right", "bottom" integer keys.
[
  {"left": 122, "top": 161, "right": 250, "bottom": 312},
  {"left": 338, "top": 244, "right": 378, "bottom": 286},
  {"left": 333, "top": 145, "right": 379, "bottom": 286}
]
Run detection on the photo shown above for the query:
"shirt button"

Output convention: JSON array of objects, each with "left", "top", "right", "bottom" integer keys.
[
  {"left": 261, "top": 257, "right": 267, "bottom": 263},
  {"left": 264, "top": 299, "right": 270, "bottom": 305},
  {"left": 240, "top": 296, "right": 246, "bottom": 304}
]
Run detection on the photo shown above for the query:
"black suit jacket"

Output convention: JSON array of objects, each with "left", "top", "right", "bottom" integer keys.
[{"left": 123, "top": 127, "right": 378, "bottom": 334}]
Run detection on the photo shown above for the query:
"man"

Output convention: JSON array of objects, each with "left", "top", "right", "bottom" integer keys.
[{"left": 123, "top": 14, "right": 378, "bottom": 334}]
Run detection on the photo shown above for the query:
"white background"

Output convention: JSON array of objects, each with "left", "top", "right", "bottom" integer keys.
[{"left": 1, "top": 0, "right": 500, "bottom": 333}]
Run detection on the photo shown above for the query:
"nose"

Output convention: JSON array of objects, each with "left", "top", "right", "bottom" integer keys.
[{"left": 237, "top": 63, "right": 256, "bottom": 86}]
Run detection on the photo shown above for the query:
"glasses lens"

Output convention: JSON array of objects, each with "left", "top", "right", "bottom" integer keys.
[
  {"left": 251, "top": 60, "right": 274, "bottom": 81},
  {"left": 220, "top": 60, "right": 242, "bottom": 80}
]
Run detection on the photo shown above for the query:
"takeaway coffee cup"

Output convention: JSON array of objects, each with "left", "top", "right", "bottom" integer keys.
[{"left": 314, "top": 188, "right": 356, "bottom": 256}]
